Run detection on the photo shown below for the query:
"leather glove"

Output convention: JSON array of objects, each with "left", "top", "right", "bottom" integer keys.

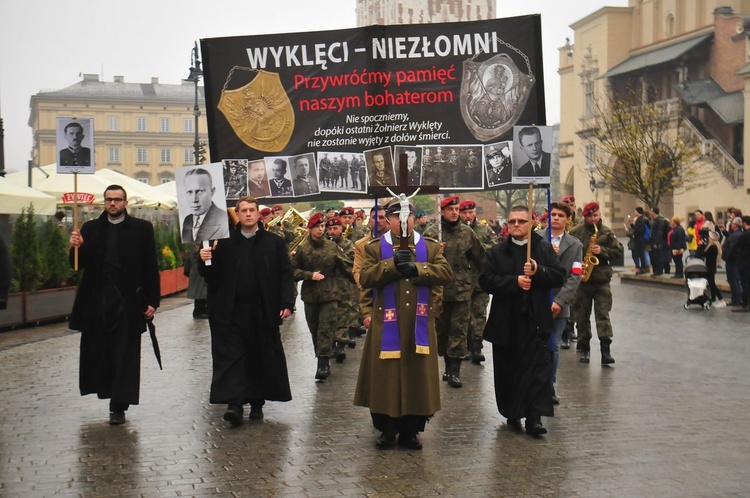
[
  {"left": 393, "top": 249, "right": 412, "bottom": 265},
  {"left": 395, "top": 261, "right": 418, "bottom": 278}
]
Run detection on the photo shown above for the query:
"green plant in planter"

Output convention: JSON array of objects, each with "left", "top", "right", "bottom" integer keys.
[
  {"left": 39, "top": 219, "right": 72, "bottom": 289},
  {"left": 11, "top": 205, "right": 41, "bottom": 292}
]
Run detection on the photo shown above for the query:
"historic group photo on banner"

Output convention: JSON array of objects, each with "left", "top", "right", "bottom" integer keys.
[{"left": 199, "top": 15, "right": 547, "bottom": 202}]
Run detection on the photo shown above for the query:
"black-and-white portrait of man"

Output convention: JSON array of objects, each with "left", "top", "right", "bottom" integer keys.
[{"left": 56, "top": 117, "right": 94, "bottom": 174}]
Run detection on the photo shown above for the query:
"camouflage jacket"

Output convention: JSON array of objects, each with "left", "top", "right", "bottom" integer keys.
[
  {"left": 330, "top": 234, "right": 358, "bottom": 300},
  {"left": 292, "top": 236, "right": 353, "bottom": 303},
  {"left": 423, "top": 219, "right": 485, "bottom": 301},
  {"left": 570, "top": 220, "right": 623, "bottom": 285},
  {"left": 468, "top": 219, "right": 496, "bottom": 279}
]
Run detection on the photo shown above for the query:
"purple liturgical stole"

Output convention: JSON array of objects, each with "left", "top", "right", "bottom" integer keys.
[{"left": 379, "top": 233, "right": 430, "bottom": 359}]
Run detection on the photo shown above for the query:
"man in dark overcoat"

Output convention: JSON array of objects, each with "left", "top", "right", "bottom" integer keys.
[
  {"left": 354, "top": 200, "right": 453, "bottom": 450},
  {"left": 199, "top": 196, "right": 295, "bottom": 425},
  {"left": 480, "top": 205, "right": 565, "bottom": 436},
  {"left": 69, "top": 185, "right": 160, "bottom": 425}
]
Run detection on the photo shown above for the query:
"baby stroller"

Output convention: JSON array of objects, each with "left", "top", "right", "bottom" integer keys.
[{"left": 683, "top": 257, "right": 711, "bottom": 310}]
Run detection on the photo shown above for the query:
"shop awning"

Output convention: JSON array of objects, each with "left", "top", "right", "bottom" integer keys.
[{"left": 603, "top": 34, "right": 712, "bottom": 78}]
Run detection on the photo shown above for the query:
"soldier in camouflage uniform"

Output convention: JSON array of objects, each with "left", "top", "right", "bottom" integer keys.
[
  {"left": 414, "top": 210, "right": 429, "bottom": 235},
  {"left": 325, "top": 216, "right": 358, "bottom": 360},
  {"left": 569, "top": 202, "right": 623, "bottom": 365},
  {"left": 459, "top": 200, "right": 496, "bottom": 364},
  {"left": 423, "top": 195, "right": 485, "bottom": 388},
  {"left": 339, "top": 206, "right": 366, "bottom": 243},
  {"left": 292, "top": 213, "right": 353, "bottom": 380}
]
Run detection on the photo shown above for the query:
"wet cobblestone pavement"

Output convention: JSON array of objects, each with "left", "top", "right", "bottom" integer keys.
[{"left": 1, "top": 278, "right": 749, "bottom": 496}]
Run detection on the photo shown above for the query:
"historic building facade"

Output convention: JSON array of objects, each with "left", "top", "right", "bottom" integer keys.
[
  {"left": 356, "top": 0, "right": 494, "bottom": 26},
  {"left": 559, "top": 0, "right": 750, "bottom": 226},
  {"left": 29, "top": 74, "right": 207, "bottom": 185}
]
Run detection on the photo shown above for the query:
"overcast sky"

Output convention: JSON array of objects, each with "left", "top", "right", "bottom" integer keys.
[{"left": 0, "top": 0, "right": 626, "bottom": 172}]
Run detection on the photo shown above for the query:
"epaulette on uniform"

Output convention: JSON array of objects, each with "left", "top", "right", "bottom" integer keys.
[
  {"left": 367, "top": 237, "right": 382, "bottom": 245},
  {"left": 423, "top": 236, "right": 439, "bottom": 243}
]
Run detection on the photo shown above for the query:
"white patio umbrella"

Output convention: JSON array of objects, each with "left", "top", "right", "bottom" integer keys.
[{"left": 0, "top": 176, "right": 58, "bottom": 215}]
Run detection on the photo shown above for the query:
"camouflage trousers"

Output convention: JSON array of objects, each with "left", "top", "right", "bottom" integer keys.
[
  {"left": 304, "top": 301, "right": 338, "bottom": 357},
  {"left": 572, "top": 283, "right": 613, "bottom": 349},
  {"left": 436, "top": 300, "right": 471, "bottom": 358},
  {"left": 335, "top": 298, "right": 359, "bottom": 344},
  {"left": 468, "top": 289, "right": 490, "bottom": 348}
]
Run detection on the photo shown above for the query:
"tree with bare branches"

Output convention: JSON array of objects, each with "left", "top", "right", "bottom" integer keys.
[{"left": 583, "top": 91, "right": 701, "bottom": 209}]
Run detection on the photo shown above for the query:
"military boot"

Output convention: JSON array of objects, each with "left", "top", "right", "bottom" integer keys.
[
  {"left": 470, "top": 342, "right": 486, "bottom": 364},
  {"left": 579, "top": 344, "right": 590, "bottom": 364},
  {"left": 442, "top": 356, "right": 451, "bottom": 382},
  {"left": 315, "top": 357, "right": 330, "bottom": 380},
  {"left": 347, "top": 328, "right": 358, "bottom": 348},
  {"left": 448, "top": 357, "right": 463, "bottom": 388},
  {"left": 333, "top": 342, "right": 347, "bottom": 363},
  {"left": 600, "top": 340, "right": 615, "bottom": 365}
]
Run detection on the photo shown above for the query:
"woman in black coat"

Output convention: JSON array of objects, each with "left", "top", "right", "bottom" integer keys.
[{"left": 668, "top": 216, "right": 687, "bottom": 278}]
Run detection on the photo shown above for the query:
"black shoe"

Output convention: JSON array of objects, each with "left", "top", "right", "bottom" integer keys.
[
  {"left": 109, "top": 410, "right": 126, "bottom": 425},
  {"left": 525, "top": 421, "right": 548, "bottom": 437},
  {"left": 347, "top": 339, "right": 356, "bottom": 348},
  {"left": 551, "top": 388, "right": 560, "bottom": 405},
  {"left": 442, "top": 357, "right": 451, "bottom": 382},
  {"left": 470, "top": 350, "right": 485, "bottom": 364},
  {"left": 192, "top": 312, "right": 209, "bottom": 319},
  {"left": 398, "top": 433, "right": 423, "bottom": 450},
  {"left": 223, "top": 405, "right": 243, "bottom": 426},
  {"left": 670, "top": 274, "right": 683, "bottom": 279},
  {"left": 601, "top": 351, "right": 616, "bottom": 365},
  {"left": 580, "top": 351, "right": 590, "bottom": 363},
  {"left": 507, "top": 419, "right": 523, "bottom": 433},
  {"left": 569, "top": 331, "right": 577, "bottom": 341},
  {"left": 561, "top": 338, "right": 571, "bottom": 350},
  {"left": 315, "top": 357, "right": 331, "bottom": 380},
  {"left": 248, "top": 405, "right": 264, "bottom": 420},
  {"left": 375, "top": 433, "right": 396, "bottom": 449},
  {"left": 447, "top": 358, "right": 462, "bottom": 388}
]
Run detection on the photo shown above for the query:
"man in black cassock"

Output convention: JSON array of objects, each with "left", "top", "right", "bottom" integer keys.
[
  {"left": 69, "top": 185, "right": 160, "bottom": 425},
  {"left": 199, "top": 196, "right": 295, "bottom": 425},
  {"left": 479, "top": 205, "right": 565, "bottom": 436}
]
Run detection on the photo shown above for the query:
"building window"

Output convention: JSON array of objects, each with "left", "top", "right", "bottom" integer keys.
[
  {"left": 184, "top": 118, "right": 193, "bottom": 133},
  {"left": 137, "top": 177, "right": 150, "bottom": 184},
  {"left": 184, "top": 149, "right": 195, "bottom": 163},
  {"left": 160, "top": 118, "right": 170, "bottom": 132},
  {"left": 108, "top": 116, "right": 119, "bottom": 131},
  {"left": 584, "top": 79, "right": 595, "bottom": 117},
  {"left": 160, "top": 148, "right": 172, "bottom": 163},
  {"left": 585, "top": 144, "right": 596, "bottom": 169},
  {"left": 108, "top": 147, "right": 120, "bottom": 162},
  {"left": 137, "top": 117, "right": 147, "bottom": 132},
  {"left": 137, "top": 148, "right": 148, "bottom": 163},
  {"left": 160, "top": 176, "right": 173, "bottom": 184}
]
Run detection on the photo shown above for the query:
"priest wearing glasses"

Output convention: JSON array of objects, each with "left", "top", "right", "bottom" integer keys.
[{"left": 354, "top": 198, "right": 453, "bottom": 450}]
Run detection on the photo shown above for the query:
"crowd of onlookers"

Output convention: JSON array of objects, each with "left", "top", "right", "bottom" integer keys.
[{"left": 622, "top": 206, "right": 750, "bottom": 311}]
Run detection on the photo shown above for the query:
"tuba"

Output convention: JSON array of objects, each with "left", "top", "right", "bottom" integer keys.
[
  {"left": 281, "top": 208, "right": 309, "bottom": 255},
  {"left": 580, "top": 224, "right": 599, "bottom": 282}
]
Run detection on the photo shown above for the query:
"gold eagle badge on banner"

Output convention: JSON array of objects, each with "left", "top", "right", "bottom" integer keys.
[
  {"left": 218, "top": 68, "right": 295, "bottom": 153},
  {"left": 460, "top": 51, "right": 535, "bottom": 142}
]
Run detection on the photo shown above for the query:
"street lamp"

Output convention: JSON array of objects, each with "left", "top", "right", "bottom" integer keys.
[{"left": 186, "top": 42, "right": 204, "bottom": 165}]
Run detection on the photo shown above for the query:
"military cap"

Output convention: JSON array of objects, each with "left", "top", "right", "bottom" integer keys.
[
  {"left": 582, "top": 202, "right": 600, "bottom": 217},
  {"left": 325, "top": 216, "right": 343, "bottom": 227},
  {"left": 272, "top": 204, "right": 284, "bottom": 212},
  {"left": 440, "top": 195, "right": 460, "bottom": 209},
  {"left": 459, "top": 200, "right": 476, "bottom": 211},
  {"left": 339, "top": 206, "right": 355, "bottom": 216},
  {"left": 486, "top": 146, "right": 501, "bottom": 158},
  {"left": 355, "top": 210, "right": 365, "bottom": 219},
  {"left": 260, "top": 207, "right": 272, "bottom": 216},
  {"left": 561, "top": 195, "right": 575, "bottom": 204},
  {"left": 307, "top": 212, "right": 325, "bottom": 228},
  {"left": 416, "top": 210, "right": 427, "bottom": 218}
]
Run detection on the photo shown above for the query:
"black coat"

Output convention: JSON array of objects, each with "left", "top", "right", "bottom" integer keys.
[
  {"left": 69, "top": 211, "right": 160, "bottom": 404},
  {"left": 70, "top": 211, "right": 160, "bottom": 334},
  {"left": 198, "top": 225, "right": 295, "bottom": 403},
  {"left": 479, "top": 232, "right": 565, "bottom": 345}
]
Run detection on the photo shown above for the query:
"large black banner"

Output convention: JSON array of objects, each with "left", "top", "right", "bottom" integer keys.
[{"left": 201, "top": 15, "right": 546, "bottom": 201}]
